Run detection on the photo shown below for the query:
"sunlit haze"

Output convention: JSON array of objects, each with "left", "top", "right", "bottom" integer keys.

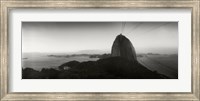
[{"left": 22, "top": 22, "right": 178, "bottom": 54}]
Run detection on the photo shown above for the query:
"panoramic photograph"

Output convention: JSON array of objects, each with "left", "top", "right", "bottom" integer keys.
[{"left": 22, "top": 22, "right": 178, "bottom": 79}]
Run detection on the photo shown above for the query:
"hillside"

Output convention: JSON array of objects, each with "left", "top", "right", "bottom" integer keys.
[{"left": 22, "top": 56, "right": 168, "bottom": 79}]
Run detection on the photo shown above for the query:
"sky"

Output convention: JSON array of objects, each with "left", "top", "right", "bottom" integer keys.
[{"left": 22, "top": 22, "right": 178, "bottom": 54}]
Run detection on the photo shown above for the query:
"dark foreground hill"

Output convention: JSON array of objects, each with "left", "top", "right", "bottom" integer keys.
[{"left": 22, "top": 57, "right": 169, "bottom": 79}]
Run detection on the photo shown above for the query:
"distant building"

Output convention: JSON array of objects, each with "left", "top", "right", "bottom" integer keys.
[{"left": 111, "top": 34, "right": 137, "bottom": 62}]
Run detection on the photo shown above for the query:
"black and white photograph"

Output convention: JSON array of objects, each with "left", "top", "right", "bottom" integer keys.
[{"left": 22, "top": 22, "right": 178, "bottom": 79}]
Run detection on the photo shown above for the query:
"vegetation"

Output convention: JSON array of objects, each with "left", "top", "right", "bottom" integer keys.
[{"left": 22, "top": 56, "right": 169, "bottom": 79}]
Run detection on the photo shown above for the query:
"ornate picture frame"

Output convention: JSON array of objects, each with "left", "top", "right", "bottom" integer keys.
[{"left": 1, "top": 0, "right": 199, "bottom": 100}]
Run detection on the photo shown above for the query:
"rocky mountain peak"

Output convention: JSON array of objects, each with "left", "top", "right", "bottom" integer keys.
[{"left": 111, "top": 34, "right": 137, "bottom": 62}]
